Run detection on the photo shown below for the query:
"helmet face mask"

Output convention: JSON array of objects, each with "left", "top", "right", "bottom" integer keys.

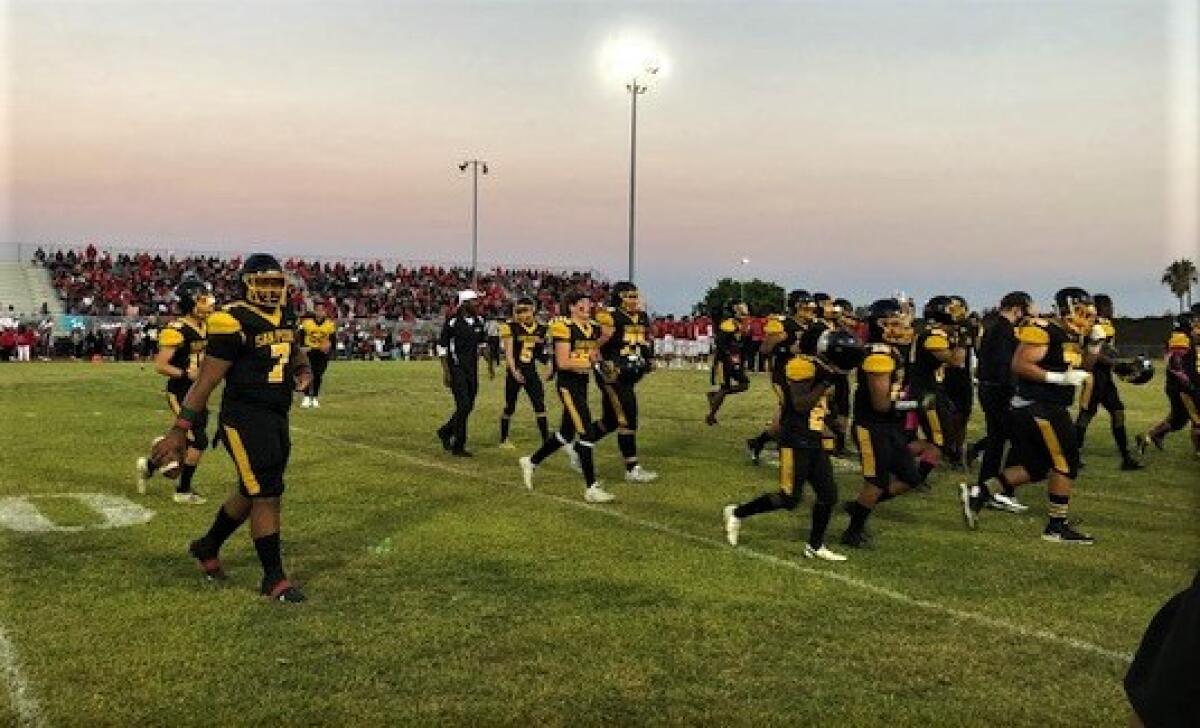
[
  {"left": 1054, "top": 287, "right": 1094, "bottom": 336},
  {"left": 618, "top": 288, "right": 641, "bottom": 314},
  {"left": 866, "top": 299, "right": 913, "bottom": 345},
  {"left": 244, "top": 272, "right": 288, "bottom": 308}
]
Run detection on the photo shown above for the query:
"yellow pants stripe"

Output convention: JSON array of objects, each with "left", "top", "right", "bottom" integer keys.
[
  {"left": 779, "top": 447, "right": 795, "bottom": 494},
  {"left": 559, "top": 388, "right": 585, "bottom": 433},
  {"left": 602, "top": 384, "right": 628, "bottom": 429},
  {"left": 222, "top": 424, "right": 261, "bottom": 495},
  {"left": 1182, "top": 393, "right": 1200, "bottom": 427},
  {"left": 855, "top": 426, "right": 876, "bottom": 478},
  {"left": 926, "top": 409, "right": 944, "bottom": 447},
  {"left": 1034, "top": 417, "right": 1069, "bottom": 474},
  {"left": 1079, "top": 376, "right": 1094, "bottom": 410}
]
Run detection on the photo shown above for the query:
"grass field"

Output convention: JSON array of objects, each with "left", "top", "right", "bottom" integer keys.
[{"left": 0, "top": 360, "right": 1196, "bottom": 726}]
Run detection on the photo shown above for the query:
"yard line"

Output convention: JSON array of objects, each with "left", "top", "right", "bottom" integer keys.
[
  {"left": 292, "top": 427, "right": 1135, "bottom": 666},
  {"left": 0, "top": 622, "right": 43, "bottom": 728}
]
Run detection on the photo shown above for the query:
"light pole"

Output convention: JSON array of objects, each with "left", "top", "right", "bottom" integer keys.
[
  {"left": 737, "top": 257, "right": 750, "bottom": 301},
  {"left": 626, "top": 63, "right": 658, "bottom": 283},
  {"left": 458, "top": 159, "right": 489, "bottom": 287}
]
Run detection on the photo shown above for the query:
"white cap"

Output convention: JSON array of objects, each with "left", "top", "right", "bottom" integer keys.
[{"left": 457, "top": 290, "right": 480, "bottom": 305}]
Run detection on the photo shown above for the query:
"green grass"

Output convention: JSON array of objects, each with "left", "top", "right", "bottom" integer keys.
[{"left": 0, "top": 361, "right": 1196, "bottom": 726}]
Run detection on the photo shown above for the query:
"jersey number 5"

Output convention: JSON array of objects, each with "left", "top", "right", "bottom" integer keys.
[{"left": 268, "top": 343, "right": 291, "bottom": 383}]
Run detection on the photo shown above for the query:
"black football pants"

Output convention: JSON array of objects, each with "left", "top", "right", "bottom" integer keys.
[{"left": 441, "top": 366, "right": 479, "bottom": 451}]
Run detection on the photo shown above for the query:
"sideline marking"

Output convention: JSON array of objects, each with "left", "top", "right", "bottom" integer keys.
[
  {"left": 0, "top": 494, "right": 155, "bottom": 533},
  {"left": 293, "top": 427, "right": 1134, "bottom": 665},
  {"left": 0, "top": 622, "right": 43, "bottom": 727}
]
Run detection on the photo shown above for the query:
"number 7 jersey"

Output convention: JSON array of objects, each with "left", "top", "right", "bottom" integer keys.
[{"left": 205, "top": 302, "right": 300, "bottom": 414}]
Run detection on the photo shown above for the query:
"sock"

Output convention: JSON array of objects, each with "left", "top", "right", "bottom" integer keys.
[
  {"left": 578, "top": 442, "right": 597, "bottom": 486},
  {"left": 809, "top": 502, "right": 833, "bottom": 548},
  {"left": 201, "top": 505, "right": 246, "bottom": 553},
  {"left": 530, "top": 433, "right": 566, "bottom": 465},
  {"left": 253, "top": 532, "right": 286, "bottom": 586},
  {"left": 847, "top": 501, "right": 871, "bottom": 532},
  {"left": 1113, "top": 424, "right": 1131, "bottom": 460},
  {"left": 535, "top": 414, "right": 549, "bottom": 442},
  {"left": 1047, "top": 493, "right": 1070, "bottom": 528},
  {"left": 618, "top": 433, "right": 637, "bottom": 471},
  {"left": 733, "top": 494, "right": 782, "bottom": 519},
  {"left": 177, "top": 464, "right": 196, "bottom": 494},
  {"left": 500, "top": 415, "right": 511, "bottom": 443}
]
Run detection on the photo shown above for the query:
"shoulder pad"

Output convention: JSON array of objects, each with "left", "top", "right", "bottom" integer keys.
[
  {"left": 206, "top": 311, "right": 242, "bottom": 336},
  {"left": 923, "top": 332, "right": 950, "bottom": 351},
  {"left": 1101, "top": 320, "right": 1116, "bottom": 338},
  {"left": 497, "top": 322, "right": 512, "bottom": 337},
  {"left": 1168, "top": 332, "right": 1190, "bottom": 349},
  {"left": 785, "top": 356, "right": 817, "bottom": 382},
  {"left": 862, "top": 351, "right": 896, "bottom": 374},
  {"left": 1016, "top": 321, "right": 1050, "bottom": 345},
  {"left": 548, "top": 320, "right": 570, "bottom": 341},
  {"left": 719, "top": 319, "right": 738, "bottom": 333},
  {"left": 763, "top": 318, "right": 785, "bottom": 335},
  {"left": 158, "top": 325, "right": 184, "bottom": 348},
  {"left": 594, "top": 309, "right": 615, "bottom": 327}
]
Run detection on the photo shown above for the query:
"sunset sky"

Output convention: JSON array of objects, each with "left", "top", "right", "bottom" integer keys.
[{"left": 4, "top": 1, "right": 1196, "bottom": 314}]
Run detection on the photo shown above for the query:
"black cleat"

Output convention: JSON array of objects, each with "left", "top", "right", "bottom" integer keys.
[
  {"left": 437, "top": 429, "right": 454, "bottom": 452},
  {"left": 262, "top": 578, "right": 306, "bottom": 603},
  {"left": 839, "top": 529, "right": 871, "bottom": 549},
  {"left": 1042, "top": 521, "right": 1095, "bottom": 545},
  {"left": 451, "top": 449, "right": 474, "bottom": 458},
  {"left": 188, "top": 539, "right": 227, "bottom": 581}
]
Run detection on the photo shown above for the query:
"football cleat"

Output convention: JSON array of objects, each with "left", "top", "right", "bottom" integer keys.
[
  {"left": 566, "top": 444, "right": 582, "bottom": 473},
  {"left": 583, "top": 484, "right": 616, "bottom": 503},
  {"left": 518, "top": 456, "right": 536, "bottom": 491},
  {"left": 436, "top": 428, "right": 454, "bottom": 452},
  {"left": 986, "top": 492, "right": 1029, "bottom": 514},
  {"left": 839, "top": 529, "right": 871, "bottom": 549},
  {"left": 311, "top": 398, "right": 320, "bottom": 409},
  {"left": 723, "top": 505, "right": 741, "bottom": 546},
  {"left": 1042, "top": 522, "right": 1095, "bottom": 545},
  {"left": 300, "top": 396, "right": 312, "bottom": 409},
  {"left": 451, "top": 449, "right": 473, "bottom": 458},
  {"left": 188, "top": 539, "right": 227, "bottom": 581},
  {"left": 958, "top": 483, "right": 980, "bottom": 529},
  {"left": 262, "top": 579, "right": 306, "bottom": 603},
  {"left": 624, "top": 465, "right": 658, "bottom": 483},
  {"left": 135, "top": 457, "right": 151, "bottom": 495},
  {"left": 173, "top": 491, "right": 207, "bottom": 505},
  {"left": 804, "top": 544, "right": 848, "bottom": 562}
]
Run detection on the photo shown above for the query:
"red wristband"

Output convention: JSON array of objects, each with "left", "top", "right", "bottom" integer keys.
[{"left": 174, "top": 418, "right": 193, "bottom": 431}]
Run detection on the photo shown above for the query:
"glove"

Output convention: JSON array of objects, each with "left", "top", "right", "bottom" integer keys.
[
  {"left": 1086, "top": 324, "right": 1108, "bottom": 345},
  {"left": 1046, "top": 369, "right": 1090, "bottom": 387}
]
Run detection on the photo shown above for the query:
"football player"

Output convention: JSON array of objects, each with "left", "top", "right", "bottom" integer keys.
[
  {"left": 828, "top": 297, "right": 857, "bottom": 458},
  {"left": 724, "top": 327, "right": 866, "bottom": 561},
  {"left": 298, "top": 299, "right": 336, "bottom": 409},
  {"left": 519, "top": 291, "right": 617, "bottom": 503},
  {"left": 1138, "top": 306, "right": 1200, "bottom": 458},
  {"left": 840, "top": 299, "right": 930, "bottom": 548},
  {"left": 590, "top": 282, "right": 658, "bottom": 483},
  {"left": 905, "top": 296, "right": 967, "bottom": 484},
  {"left": 941, "top": 296, "right": 976, "bottom": 468},
  {"left": 1074, "top": 294, "right": 1142, "bottom": 470},
  {"left": 151, "top": 254, "right": 312, "bottom": 602},
  {"left": 498, "top": 297, "right": 550, "bottom": 448},
  {"left": 705, "top": 299, "right": 751, "bottom": 426},
  {"left": 960, "top": 287, "right": 1098, "bottom": 544},
  {"left": 746, "top": 290, "right": 819, "bottom": 464},
  {"left": 136, "top": 276, "right": 214, "bottom": 505}
]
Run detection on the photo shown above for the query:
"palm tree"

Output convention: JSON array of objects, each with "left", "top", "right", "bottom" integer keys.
[{"left": 1161, "top": 259, "right": 1197, "bottom": 312}]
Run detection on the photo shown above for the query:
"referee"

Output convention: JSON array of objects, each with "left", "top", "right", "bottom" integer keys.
[
  {"left": 967, "top": 291, "right": 1031, "bottom": 513},
  {"left": 436, "top": 290, "right": 494, "bottom": 456}
]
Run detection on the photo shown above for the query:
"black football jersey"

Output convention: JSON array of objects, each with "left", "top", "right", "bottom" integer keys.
[
  {"left": 158, "top": 318, "right": 206, "bottom": 396},
  {"left": 206, "top": 302, "right": 300, "bottom": 414},
  {"left": 499, "top": 319, "right": 548, "bottom": 368},
  {"left": 548, "top": 317, "right": 599, "bottom": 384},
  {"left": 595, "top": 307, "right": 651, "bottom": 361},
  {"left": 909, "top": 324, "right": 954, "bottom": 394},
  {"left": 1014, "top": 317, "right": 1083, "bottom": 407},
  {"left": 854, "top": 343, "right": 906, "bottom": 424},
  {"left": 779, "top": 354, "right": 831, "bottom": 448}
]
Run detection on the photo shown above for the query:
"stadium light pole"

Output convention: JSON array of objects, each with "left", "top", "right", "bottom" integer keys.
[
  {"left": 738, "top": 257, "right": 750, "bottom": 301},
  {"left": 625, "top": 63, "right": 659, "bottom": 283},
  {"left": 458, "top": 159, "right": 489, "bottom": 288}
]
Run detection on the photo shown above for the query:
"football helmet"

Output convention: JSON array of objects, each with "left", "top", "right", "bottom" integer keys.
[
  {"left": 1054, "top": 287, "right": 1096, "bottom": 336},
  {"left": 609, "top": 281, "right": 641, "bottom": 313},
  {"left": 174, "top": 277, "right": 214, "bottom": 319},
  {"left": 1114, "top": 356, "right": 1155, "bottom": 385},
  {"left": 240, "top": 254, "right": 288, "bottom": 309},
  {"left": 816, "top": 328, "right": 866, "bottom": 373},
  {"left": 787, "top": 289, "right": 817, "bottom": 321},
  {"left": 866, "top": 298, "right": 914, "bottom": 345}
]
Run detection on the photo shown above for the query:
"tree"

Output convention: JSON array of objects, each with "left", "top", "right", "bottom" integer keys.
[
  {"left": 1161, "top": 259, "right": 1198, "bottom": 312},
  {"left": 695, "top": 277, "right": 787, "bottom": 318}
]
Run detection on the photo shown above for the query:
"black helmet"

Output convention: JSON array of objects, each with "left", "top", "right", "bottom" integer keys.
[
  {"left": 175, "top": 277, "right": 214, "bottom": 318},
  {"left": 609, "top": 281, "right": 641, "bottom": 312},
  {"left": 816, "top": 328, "right": 866, "bottom": 373},
  {"left": 1173, "top": 312, "right": 1193, "bottom": 331},
  {"left": 617, "top": 351, "right": 649, "bottom": 385},
  {"left": 797, "top": 319, "right": 831, "bottom": 355},
  {"left": 923, "top": 295, "right": 958, "bottom": 325},
  {"left": 787, "top": 289, "right": 817, "bottom": 320},
  {"left": 866, "top": 298, "right": 912, "bottom": 345},
  {"left": 1093, "top": 293, "right": 1114, "bottom": 318},
  {"left": 240, "top": 254, "right": 288, "bottom": 308},
  {"left": 1114, "top": 356, "right": 1155, "bottom": 385},
  {"left": 1054, "top": 287, "right": 1095, "bottom": 336}
]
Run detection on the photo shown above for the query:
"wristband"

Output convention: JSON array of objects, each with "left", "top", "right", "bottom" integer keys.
[
  {"left": 1044, "top": 371, "right": 1066, "bottom": 385},
  {"left": 173, "top": 418, "right": 193, "bottom": 431},
  {"left": 894, "top": 400, "right": 920, "bottom": 412}
]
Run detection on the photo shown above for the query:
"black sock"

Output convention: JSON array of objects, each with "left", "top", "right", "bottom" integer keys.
[
  {"left": 201, "top": 505, "right": 245, "bottom": 553},
  {"left": 535, "top": 414, "right": 549, "bottom": 442},
  {"left": 918, "top": 460, "right": 936, "bottom": 482},
  {"left": 253, "top": 532, "right": 286, "bottom": 586},
  {"left": 733, "top": 494, "right": 783, "bottom": 519},
  {"left": 847, "top": 501, "right": 871, "bottom": 532},
  {"left": 578, "top": 443, "right": 597, "bottom": 486},
  {"left": 530, "top": 434, "right": 565, "bottom": 465},
  {"left": 1113, "top": 424, "right": 1131, "bottom": 460},
  {"left": 500, "top": 416, "right": 511, "bottom": 443},
  {"left": 177, "top": 464, "right": 196, "bottom": 494},
  {"left": 618, "top": 433, "right": 637, "bottom": 471},
  {"left": 809, "top": 502, "right": 833, "bottom": 548},
  {"left": 1048, "top": 493, "right": 1070, "bottom": 528}
]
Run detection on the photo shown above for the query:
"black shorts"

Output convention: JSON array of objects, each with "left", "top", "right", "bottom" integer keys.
[
  {"left": 597, "top": 379, "right": 639, "bottom": 432},
  {"left": 1079, "top": 370, "right": 1123, "bottom": 416},
  {"left": 712, "top": 357, "right": 749, "bottom": 391},
  {"left": 555, "top": 376, "right": 592, "bottom": 441},
  {"left": 504, "top": 368, "right": 546, "bottom": 414},
  {"left": 166, "top": 390, "right": 209, "bottom": 451},
  {"left": 218, "top": 405, "right": 290, "bottom": 498},
  {"left": 852, "top": 420, "right": 920, "bottom": 487},
  {"left": 1166, "top": 388, "right": 1200, "bottom": 430},
  {"left": 778, "top": 446, "right": 837, "bottom": 504},
  {"left": 1007, "top": 401, "right": 1079, "bottom": 481},
  {"left": 1125, "top": 571, "right": 1200, "bottom": 726}
]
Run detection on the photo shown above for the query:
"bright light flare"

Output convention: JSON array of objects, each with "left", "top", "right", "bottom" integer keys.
[{"left": 598, "top": 31, "right": 668, "bottom": 85}]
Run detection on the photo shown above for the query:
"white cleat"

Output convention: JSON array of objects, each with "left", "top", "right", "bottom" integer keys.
[
  {"left": 804, "top": 544, "right": 848, "bottom": 562},
  {"left": 959, "top": 483, "right": 978, "bottom": 530},
  {"left": 135, "top": 457, "right": 151, "bottom": 495},
  {"left": 987, "top": 492, "right": 1029, "bottom": 514},
  {"left": 498, "top": 441, "right": 517, "bottom": 450},
  {"left": 519, "top": 456, "right": 536, "bottom": 491},
  {"left": 723, "top": 505, "right": 741, "bottom": 546},
  {"left": 624, "top": 465, "right": 659, "bottom": 483},
  {"left": 566, "top": 444, "right": 582, "bottom": 474},
  {"left": 584, "top": 484, "right": 616, "bottom": 503},
  {"left": 173, "top": 492, "right": 207, "bottom": 505},
  {"left": 300, "top": 396, "right": 312, "bottom": 408},
  {"left": 311, "top": 398, "right": 320, "bottom": 408}
]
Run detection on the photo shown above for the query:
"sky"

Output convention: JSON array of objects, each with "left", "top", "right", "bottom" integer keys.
[{"left": 2, "top": 0, "right": 1197, "bottom": 315}]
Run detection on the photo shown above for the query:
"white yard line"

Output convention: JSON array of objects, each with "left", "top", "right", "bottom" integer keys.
[
  {"left": 293, "top": 427, "right": 1135, "bottom": 665},
  {"left": 0, "top": 622, "right": 43, "bottom": 727}
]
